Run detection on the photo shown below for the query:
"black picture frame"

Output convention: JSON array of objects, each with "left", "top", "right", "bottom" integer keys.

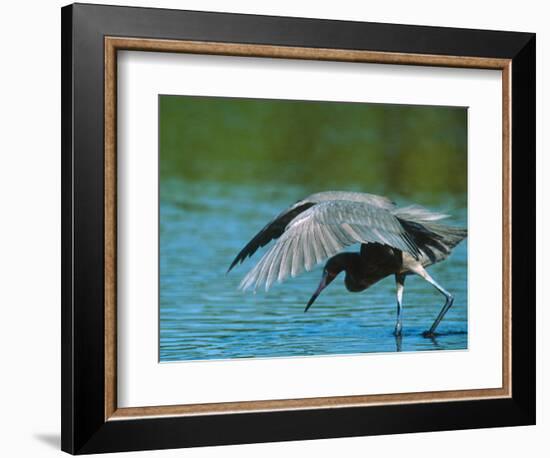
[{"left": 61, "top": 3, "right": 535, "bottom": 454}]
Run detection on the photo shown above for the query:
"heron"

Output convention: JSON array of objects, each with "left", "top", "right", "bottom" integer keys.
[{"left": 227, "top": 191, "right": 467, "bottom": 337}]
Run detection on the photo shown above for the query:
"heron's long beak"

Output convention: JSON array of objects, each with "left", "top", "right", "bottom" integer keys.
[{"left": 304, "top": 271, "right": 330, "bottom": 312}]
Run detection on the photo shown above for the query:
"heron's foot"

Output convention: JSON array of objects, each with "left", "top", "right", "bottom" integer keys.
[{"left": 422, "top": 330, "right": 436, "bottom": 338}]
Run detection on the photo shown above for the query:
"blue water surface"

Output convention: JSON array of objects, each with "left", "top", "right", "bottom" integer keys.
[{"left": 159, "top": 179, "right": 468, "bottom": 362}]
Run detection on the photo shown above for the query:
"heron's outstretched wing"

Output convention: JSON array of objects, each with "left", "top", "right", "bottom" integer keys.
[
  {"left": 227, "top": 202, "right": 315, "bottom": 272},
  {"left": 393, "top": 205, "right": 466, "bottom": 264},
  {"left": 239, "top": 200, "right": 420, "bottom": 291},
  {"left": 227, "top": 191, "right": 394, "bottom": 273}
]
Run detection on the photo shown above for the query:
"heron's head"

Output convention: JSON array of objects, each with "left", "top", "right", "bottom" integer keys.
[{"left": 304, "top": 254, "right": 350, "bottom": 312}]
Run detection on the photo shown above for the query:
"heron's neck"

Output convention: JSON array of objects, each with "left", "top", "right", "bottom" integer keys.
[
  {"left": 333, "top": 253, "right": 383, "bottom": 292},
  {"left": 329, "top": 252, "right": 362, "bottom": 273}
]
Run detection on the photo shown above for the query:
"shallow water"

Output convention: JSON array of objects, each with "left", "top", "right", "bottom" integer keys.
[{"left": 159, "top": 179, "right": 468, "bottom": 362}]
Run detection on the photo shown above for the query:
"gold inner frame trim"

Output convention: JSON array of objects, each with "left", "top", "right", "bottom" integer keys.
[{"left": 104, "top": 36, "right": 512, "bottom": 421}]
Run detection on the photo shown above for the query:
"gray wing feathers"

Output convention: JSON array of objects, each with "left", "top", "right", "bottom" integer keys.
[
  {"left": 305, "top": 191, "right": 395, "bottom": 210},
  {"left": 392, "top": 204, "right": 449, "bottom": 222},
  {"left": 392, "top": 205, "right": 466, "bottom": 265},
  {"left": 240, "top": 201, "right": 419, "bottom": 291}
]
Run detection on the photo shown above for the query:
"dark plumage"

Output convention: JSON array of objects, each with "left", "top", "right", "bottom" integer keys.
[{"left": 228, "top": 191, "right": 467, "bottom": 336}]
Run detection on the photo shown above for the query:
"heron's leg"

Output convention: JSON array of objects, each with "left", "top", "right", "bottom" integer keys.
[
  {"left": 411, "top": 266, "right": 454, "bottom": 337},
  {"left": 394, "top": 273, "right": 406, "bottom": 336}
]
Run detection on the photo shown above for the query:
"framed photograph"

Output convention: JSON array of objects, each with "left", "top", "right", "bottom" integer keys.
[{"left": 61, "top": 3, "right": 535, "bottom": 454}]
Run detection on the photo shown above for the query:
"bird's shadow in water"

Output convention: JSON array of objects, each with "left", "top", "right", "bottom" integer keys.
[
  {"left": 424, "top": 333, "right": 441, "bottom": 349},
  {"left": 393, "top": 330, "right": 465, "bottom": 352},
  {"left": 394, "top": 334, "right": 403, "bottom": 352},
  {"left": 435, "top": 330, "right": 468, "bottom": 336},
  {"left": 391, "top": 333, "right": 439, "bottom": 352},
  {"left": 421, "top": 329, "right": 467, "bottom": 340}
]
